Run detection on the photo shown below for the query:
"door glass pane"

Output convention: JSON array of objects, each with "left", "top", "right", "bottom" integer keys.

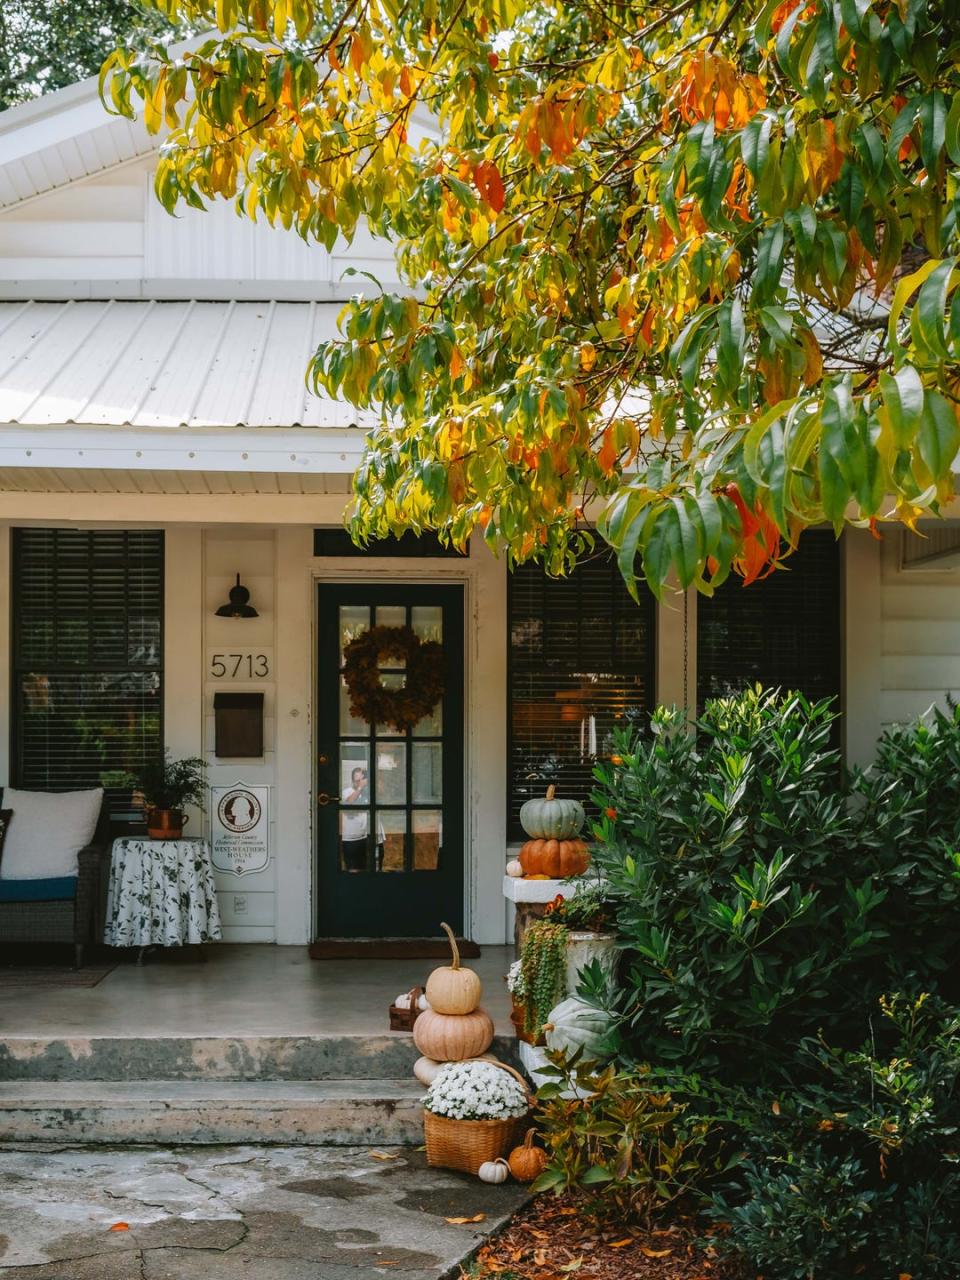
[
  {"left": 377, "top": 810, "right": 406, "bottom": 872},
  {"left": 413, "top": 810, "right": 442, "bottom": 871},
  {"left": 412, "top": 742, "right": 442, "bottom": 803},
  {"left": 411, "top": 701, "right": 442, "bottom": 736},
  {"left": 376, "top": 605, "right": 407, "bottom": 629},
  {"left": 339, "top": 676, "right": 369, "bottom": 735},
  {"left": 376, "top": 742, "right": 406, "bottom": 804},
  {"left": 340, "top": 743, "right": 370, "bottom": 805},
  {"left": 339, "top": 809, "right": 372, "bottom": 872},
  {"left": 339, "top": 605, "right": 370, "bottom": 664},
  {"left": 374, "top": 672, "right": 408, "bottom": 733},
  {"left": 411, "top": 606, "right": 443, "bottom": 643}
]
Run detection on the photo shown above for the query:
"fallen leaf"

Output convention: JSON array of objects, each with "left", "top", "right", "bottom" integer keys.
[
  {"left": 558, "top": 1207, "right": 578, "bottom": 1216},
  {"left": 559, "top": 1258, "right": 583, "bottom": 1271},
  {"left": 369, "top": 1150, "right": 401, "bottom": 1161},
  {"left": 534, "top": 1249, "right": 549, "bottom": 1266},
  {"left": 445, "top": 1214, "right": 486, "bottom": 1225},
  {"left": 641, "top": 1247, "right": 674, "bottom": 1257},
  {"left": 609, "top": 1239, "right": 633, "bottom": 1248},
  {"left": 108, "top": 1223, "right": 129, "bottom": 1233}
]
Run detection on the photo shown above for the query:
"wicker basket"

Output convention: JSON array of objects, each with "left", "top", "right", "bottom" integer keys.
[
  {"left": 389, "top": 986, "right": 424, "bottom": 1032},
  {"left": 423, "top": 1061, "right": 532, "bottom": 1175}
]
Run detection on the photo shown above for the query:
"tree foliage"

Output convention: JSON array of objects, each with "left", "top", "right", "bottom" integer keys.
[
  {"left": 103, "top": 0, "right": 960, "bottom": 593},
  {"left": 0, "top": 2, "right": 188, "bottom": 111}
]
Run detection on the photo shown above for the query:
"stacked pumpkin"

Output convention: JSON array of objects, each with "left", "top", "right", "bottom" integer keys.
[
  {"left": 412, "top": 923, "right": 494, "bottom": 1080},
  {"left": 514, "top": 785, "right": 590, "bottom": 879}
]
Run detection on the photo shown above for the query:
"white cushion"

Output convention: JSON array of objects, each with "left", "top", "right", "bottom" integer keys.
[{"left": 0, "top": 787, "right": 102, "bottom": 880}]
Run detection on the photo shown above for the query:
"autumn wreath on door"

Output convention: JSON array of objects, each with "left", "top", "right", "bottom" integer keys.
[{"left": 343, "top": 625, "right": 445, "bottom": 732}]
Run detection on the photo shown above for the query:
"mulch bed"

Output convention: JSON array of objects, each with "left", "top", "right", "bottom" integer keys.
[{"left": 469, "top": 1192, "right": 744, "bottom": 1280}]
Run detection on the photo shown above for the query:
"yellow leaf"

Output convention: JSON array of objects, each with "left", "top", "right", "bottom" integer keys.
[
  {"left": 369, "top": 1150, "right": 401, "bottom": 1161},
  {"left": 609, "top": 1238, "right": 633, "bottom": 1248},
  {"left": 445, "top": 1214, "right": 486, "bottom": 1224},
  {"left": 641, "top": 1247, "right": 673, "bottom": 1257},
  {"left": 771, "top": 1099, "right": 781, "bottom": 1115}
]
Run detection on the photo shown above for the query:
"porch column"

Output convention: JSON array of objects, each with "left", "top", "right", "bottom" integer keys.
[{"left": 656, "top": 584, "right": 697, "bottom": 717}]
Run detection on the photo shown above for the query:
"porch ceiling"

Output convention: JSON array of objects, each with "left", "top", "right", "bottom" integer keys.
[{"left": 0, "top": 466, "right": 352, "bottom": 496}]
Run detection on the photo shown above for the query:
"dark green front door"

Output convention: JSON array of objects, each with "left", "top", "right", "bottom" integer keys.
[{"left": 315, "top": 584, "right": 464, "bottom": 937}]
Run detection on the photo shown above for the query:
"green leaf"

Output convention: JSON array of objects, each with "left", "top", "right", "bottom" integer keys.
[
  {"left": 910, "top": 259, "right": 956, "bottom": 362},
  {"left": 918, "top": 90, "right": 947, "bottom": 176},
  {"left": 918, "top": 390, "right": 960, "bottom": 480},
  {"left": 879, "top": 365, "right": 924, "bottom": 449},
  {"left": 945, "top": 95, "right": 960, "bottom": 167},
  {"left": 888, "top": 257, "right": 943, "bottom": 356},
  {"left": 753, "top": 222, "right": 786, "bottom": 305}
]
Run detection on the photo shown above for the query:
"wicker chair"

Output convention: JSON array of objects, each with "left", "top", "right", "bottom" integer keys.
[{"left": 0, "top": 801, "right": 111, "bottom": 968}]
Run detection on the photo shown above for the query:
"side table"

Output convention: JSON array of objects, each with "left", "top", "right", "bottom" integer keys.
[{"left": 104, "top": 837, "right": 223, "bottom": 957}]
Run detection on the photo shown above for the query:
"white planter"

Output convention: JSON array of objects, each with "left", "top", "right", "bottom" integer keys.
[
  {"left": 564, "top": 932, "right": 618, "bottom": 994},
  {"left": 517, "top": 1040, "right": 591, "bottom": 1099}
]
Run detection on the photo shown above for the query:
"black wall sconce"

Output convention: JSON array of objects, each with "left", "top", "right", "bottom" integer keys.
[{"left": 215, "top": 574, "right": 259, "bottom": 618}]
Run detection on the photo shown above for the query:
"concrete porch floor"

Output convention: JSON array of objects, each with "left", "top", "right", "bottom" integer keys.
[{"left": 0, "top": 944, "right": 514, "bottom": 1038}]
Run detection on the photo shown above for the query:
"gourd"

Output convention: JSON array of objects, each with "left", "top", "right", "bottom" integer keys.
[
  {"left": 478, "top": 1158, "right": 510, "bottom": 1184},
  {"left": 393, "top": 992, "right": 415, "bottom": 1010},
  {"left": 543, "top": 996, "right": 614, "bottom": 1060},
  {"left": 520, "top": 785, "right": 585, "bottom": 840},
  {"left": 507, "top": 1129, "right": 548, "bottom": 1183},
  {"left": 417, "top": 993, "right": 431, "bottom": 1011},
  {"left": 413, "top": 1056, "right": 442, "bottom": 1086},
  {"left": 413, "top": 1007, "right": 495, "bottom": 1061},
  {"left": 505, "top": 859, "right": 524, "bottom": 878},
  {"left": 519, "top": 837, "right": 590, "bottom": 879},
  {"left": 425, "top": 923, "right": 482, "bottom": 1015}
]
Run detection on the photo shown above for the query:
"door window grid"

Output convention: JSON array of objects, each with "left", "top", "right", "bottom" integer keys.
[{"left": 337, "top": 603, "right": 444, "bottom": 873}]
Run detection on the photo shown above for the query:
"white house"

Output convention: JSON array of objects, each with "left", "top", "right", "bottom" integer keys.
[{"left": 1, "top": 72, "right": 959, "bottom": 950}]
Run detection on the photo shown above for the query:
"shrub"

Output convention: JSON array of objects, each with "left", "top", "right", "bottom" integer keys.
[{"left": 533, "top": 1058, "right": 719, "bottom": 1225}]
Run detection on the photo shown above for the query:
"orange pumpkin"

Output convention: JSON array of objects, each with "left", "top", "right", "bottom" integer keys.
[
  {"left": 508, "top": 1128, "right": 548, "bottom": 1183},
  {"left": 519, "top": 837, "right": 590, "bottom": 879}
]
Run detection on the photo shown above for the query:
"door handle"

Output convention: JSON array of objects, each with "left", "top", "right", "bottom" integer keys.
[{"left": 317, "top": 793, "right": 333, "bottom": 806}]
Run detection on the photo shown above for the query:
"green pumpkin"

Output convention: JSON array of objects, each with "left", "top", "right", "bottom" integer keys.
[
  {"left": 519, "top": 785, "right": 585, "bottom": 839},
  {"left": 543, "top": 996, "right": 614, "bottom": 1061}
]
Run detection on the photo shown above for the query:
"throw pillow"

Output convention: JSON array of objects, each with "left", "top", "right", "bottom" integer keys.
[
  {"left": 0, "top": 809, "right": 12, "bottom": 871},
  {"left": 0, "top": 788, "right": 102, "bottom": 880}
]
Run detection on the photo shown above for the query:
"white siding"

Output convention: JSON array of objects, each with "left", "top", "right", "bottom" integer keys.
[{"left": 880, "top": 532, "right": 960, "bottom": 726}]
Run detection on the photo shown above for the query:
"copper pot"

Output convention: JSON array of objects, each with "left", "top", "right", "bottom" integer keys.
[{"left": 146, "top": 808, "right": 188, "bottom": 840}]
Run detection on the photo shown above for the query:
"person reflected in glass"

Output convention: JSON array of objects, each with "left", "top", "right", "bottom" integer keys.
[{"left": 341, "top": 766, "right": 370, "bottom": 872}]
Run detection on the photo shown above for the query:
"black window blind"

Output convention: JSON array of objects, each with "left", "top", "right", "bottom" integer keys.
[
  {"left": 11, "top": 529, "right": 164, "bottom": 799},
  {"left": 696, "top": 528, "right": 841, "bottom": 709},
  {"left": 508, "top": 554, "right": 656, "bottom": 840}
]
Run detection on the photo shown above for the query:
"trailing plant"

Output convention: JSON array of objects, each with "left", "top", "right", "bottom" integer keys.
[
  {"left": 532, "top": 1057, "right": 720, "bottom": 1226},
  {"left": 520, "top": 919, "right": 568, "bottom": 1039},
  {"left": 136, "top": 752, "right": 207, "bottom": 813}
]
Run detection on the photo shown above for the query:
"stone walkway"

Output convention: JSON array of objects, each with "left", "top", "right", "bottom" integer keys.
[{"left": 0, "top": 1145, "right": 528, "bottom": 1279}]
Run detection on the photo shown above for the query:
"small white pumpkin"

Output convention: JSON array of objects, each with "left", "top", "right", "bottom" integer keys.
[
  {"left": 413, "top": 1055, "right": 443, "bottom": 1086},
  {"left": 478, "top": 1158, "right": 510, "bottom": 1184},
  {"left": 505, "top": 859, "right": 524, "bottom": 878},
  {"left": 394, "top": 992, "right": 413, "bottom": 1010},
  {"left": 417, "top": 993, "right": 431, "bottom": 1011}
]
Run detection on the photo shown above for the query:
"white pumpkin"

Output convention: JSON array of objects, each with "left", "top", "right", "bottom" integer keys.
[
  {"left": 505, "top": 859, "right": 524, "bottom": 878},
  {"left": 417, "top": 993, "right": 431, "bottom": 1011},
  {"left": 478, "top": 1158, "right": 510, "bottom": 1184},
  {"left": 543, "top": 996, "right": 615, "bottom": 1061},
  {"left": 394, "top": 992, "right": 413, "bottom": 1010},
  {"left": 413, "top": 1055, "right": 443, "bottom": 1086}
]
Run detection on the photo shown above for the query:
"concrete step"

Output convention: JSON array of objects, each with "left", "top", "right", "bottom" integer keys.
[
  {"left": 0, "top": 1034, "right": 518, "bottom": 1082},
  {"left": 0, "top": 1078, "right": 427, "bottom": 1146}
]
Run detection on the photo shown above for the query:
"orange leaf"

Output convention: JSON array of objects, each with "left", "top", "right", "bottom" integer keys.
[
  {"left": 450, "top": 347, "right": 465, "bottom": 380},
  {"left": 445, "top": 1214, "right": 486, "bottom": 1224},
  {"left": 399, "top": 66, "right": 413, "bottom": 97},
  {"left": 609, "top": 1238, "right": 633, "bottom": 1248},
  {"left": 641, "top": 1248, "right": 674, "bottom": 1258},
  {"left": 597, "top": 426, "right": 618, "bottom": 476},
  {"left": 109, "top": 1222, "right": 130, "bottom": 1233}
]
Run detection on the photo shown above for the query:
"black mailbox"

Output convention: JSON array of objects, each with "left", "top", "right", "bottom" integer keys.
[{"left": 214, "top": 692, "right": 264, "bottom": 758}]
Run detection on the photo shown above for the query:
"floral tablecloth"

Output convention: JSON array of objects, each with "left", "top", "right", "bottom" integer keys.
[{"left": 104, "top": 838, "right": 223, "bottom": 947}]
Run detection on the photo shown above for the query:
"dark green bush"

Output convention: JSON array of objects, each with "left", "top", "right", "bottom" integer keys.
[{"left": 534, "top": 689, "right": 960, "bottom": 1277}]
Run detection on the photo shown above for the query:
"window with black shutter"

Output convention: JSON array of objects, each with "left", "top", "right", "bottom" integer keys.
[
  {"left": 11, "top": 529, "right": 164, "bottom": 801},
  {"left": 696, "top": 528, "right": 841, "bottom": 709},
  {"left": 507, "top": 554, "right": 656, "bottom": 840}
]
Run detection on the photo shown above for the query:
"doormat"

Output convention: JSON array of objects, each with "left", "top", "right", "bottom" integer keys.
[
  {"left": 309, "top": 938, "right": 482, "bottom": 960},
  {"left": 0, "top": 965, "right": 116, "bottom": 989}
]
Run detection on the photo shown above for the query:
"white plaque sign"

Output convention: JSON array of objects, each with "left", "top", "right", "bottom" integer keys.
[{"left": 211, "top": 783, "right": 270, "bottom": 876}]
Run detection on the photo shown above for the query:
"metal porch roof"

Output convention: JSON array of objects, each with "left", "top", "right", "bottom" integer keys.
[{"left": 0, "top": 299, "right": 371, "bottom": 429}]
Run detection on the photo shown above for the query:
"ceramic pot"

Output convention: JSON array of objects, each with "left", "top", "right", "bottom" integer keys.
[
  {"left": 564, "top": 931, "right": 618, "bottom": 994},
  {"left": 146, "top": 807, "right": 188, "bottom": 839},
  {"left": 509, "top": 997, "right": 541, "bottom": 1046}
]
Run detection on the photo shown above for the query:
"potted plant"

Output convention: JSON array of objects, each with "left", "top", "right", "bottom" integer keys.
[
  {"left": 137, "top": 752, "right": 206, "bottom": 839},
  {"left": 422, "top": 1059, "right": 530, "bottom": 1175},
  {"left": 516, "top": 888, "right": 619, "bottom": 1041}
]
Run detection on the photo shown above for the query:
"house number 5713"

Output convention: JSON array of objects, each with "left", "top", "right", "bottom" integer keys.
[{"left": 210, "top": 653, "right": 270, "bottom": 679}]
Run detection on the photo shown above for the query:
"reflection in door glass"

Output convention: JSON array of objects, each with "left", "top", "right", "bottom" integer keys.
[
  {"left": 377, "top": 810, "right": 406, "bottom": 872},
  {"left": 411, "top": 606, "right": 443, "bottom": 643},
  {"left": 339, "top": 807, "right": 372, "bottom": 873},
  {"left": 339, "top": 606, "right": 370, "bottom": 664},
  {"left": 376, "top": 742, "right": 406, "bottom": 804},
  {"left": 412, "top": 742, "right": 442, "bottom": 803},
  {"left": 413, "top": 810, "right": 442, "bottom": 870}
]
